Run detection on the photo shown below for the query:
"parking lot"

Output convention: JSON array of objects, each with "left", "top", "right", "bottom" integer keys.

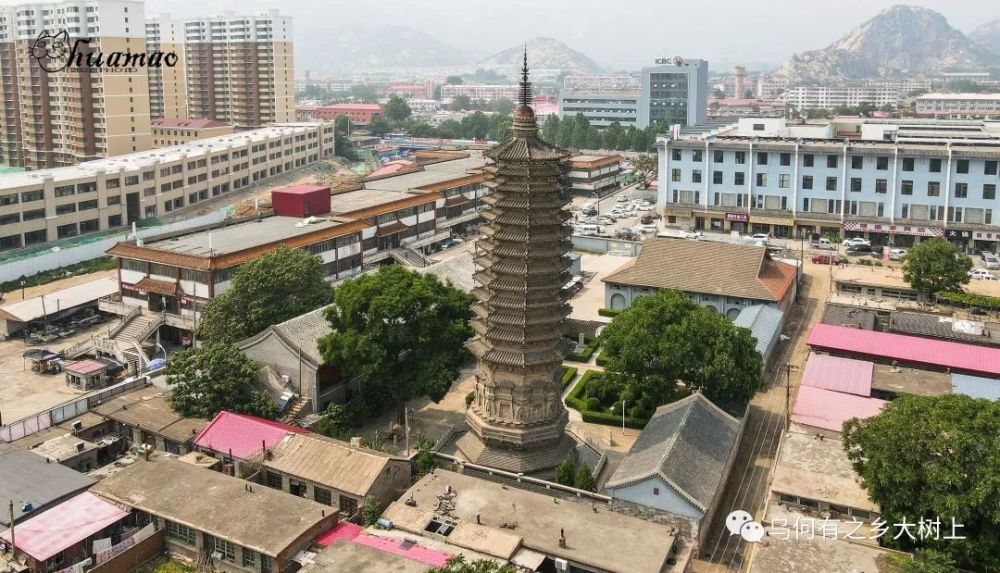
[{"left": 569, "top": 185, "right": 660, "bottom": 240}]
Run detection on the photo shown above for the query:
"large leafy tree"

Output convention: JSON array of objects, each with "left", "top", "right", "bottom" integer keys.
[
  {"left": 430, "top": 556, "right": 515, "bottom": 573},
  {"left": 902, "top": 238, "right": 972, "bottom": 296},
  {"left": 166, "top": 343, "right": 276, "bottom": 419},
  {"left": 197, "top": 247, "right": 332, "bottom": 343},
  {"left": 319, "top": 266, "right": 472, "bottom": 422},
  {"left": 843, "top": 395, "right": 1000, "bottom": 569},
  {"left": 600, "top": 290, "right": 763, "bottom": 407},
  {"left": 629, "top": 154, "right": 658, "bottom": 189},
  {"left": 383, "top": 95, "right": 412, "bottom": 122}
]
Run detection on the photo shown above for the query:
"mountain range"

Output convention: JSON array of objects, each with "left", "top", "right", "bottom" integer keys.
[
  {"left": 778, "top": 5, "right": 999, "bottom": 82},
  {"left": 478, "top": 37, "right": 603, "bottom": 73},
  {"left": 970, "top": 19, "right": 1000, "bottom": 56}
]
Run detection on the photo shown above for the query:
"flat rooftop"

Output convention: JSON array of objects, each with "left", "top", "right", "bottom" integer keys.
[
  {"left": 303, "top": 539, "right": 431, "bottom": 573},
  {"left": 143, "top": 215, "right": 344, "bottom": 257},
  {"left": 91, "top": 386, "right": 207, "bottom": 443},
  {"left": 28, "top": 433, "right": 98, "bottom": 462},
  {"left": 0, "top": 123, "right": 325, "bottom": 188},
  {"left": 92, "top": 457, "right": 333, "bottom": 558},
  {"left": 329, "top": 189, "right": 425, "bottom": 215},
  {"left": 387, "top": 470, "right": 680, "bottom": 573},
  {"left": 871, "top": 362, "right": 952, "bottom": 396},
  {"left": 771, "top": 428, "right": 879, "bottom": 512},
  {"left": 0, "top": 277, "right": 118, "bottom": 323},
  {"left": 363, "top": 154, "right": 487, "bottom": 193}
]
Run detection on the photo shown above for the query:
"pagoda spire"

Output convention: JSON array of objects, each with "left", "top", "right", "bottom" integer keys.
[{"left": 518, "top": 45, "right": 532, "bottom": 108}]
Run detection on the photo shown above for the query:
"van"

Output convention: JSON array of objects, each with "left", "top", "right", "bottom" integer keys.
[
  {"left": 575, "top": 224, "right": 601, "bottom": 235},
  {"left": 812, "top": 238, "right": 836, "bottom": 250}
]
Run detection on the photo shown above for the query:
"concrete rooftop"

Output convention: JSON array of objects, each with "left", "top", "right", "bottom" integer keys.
[
  {"left": 303, "top": 539, "right": 431, "bottom": 573},
  {"left": 144, "top": 215, "right": 343, "bottom": 257},
  {"left": 771, "top": 428, "right": 879, "bottom": 513}
]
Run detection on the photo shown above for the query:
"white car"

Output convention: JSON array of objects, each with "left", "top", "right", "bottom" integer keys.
[
  {"left": 889, "top": 248, "right": 907, "bottom": 261},
  {"left": 843, "top": 237, "right": 870, "bottom": 247},
  {"left": 968, "top": 269, "right": 997, "bottom": 281},
  {"left": 750, "top": 233, "right": 769, "bottom": 241},
  {"left": 982, "top": 252, "right": 1000, "bottom": 270},
  {"left": 616, "top": 196, "right": 629, "bottom": 202}
]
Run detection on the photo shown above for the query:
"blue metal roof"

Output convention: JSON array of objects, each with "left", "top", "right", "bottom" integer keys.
[
  {"left": 733, "top": 304, "right": 784, "bottom": 356},
  {"left": 951, "top": 373, "right": 1000, "bottom": 401}
]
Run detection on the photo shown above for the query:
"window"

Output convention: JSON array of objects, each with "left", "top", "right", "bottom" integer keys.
[
  {"left": 803, "top": 153, "right": 814, "bottom": 167},
  {"left": 242, "top": 549, "right": 257, "bottom": 568},
  {"left": 987, "top": 209, "right": 993, "bottom": 225},
  {"left": 56, "top": 203, "right": 76, "bottom": 215},
  {"left": 901, "top": 180, "right": 913, "bottom": 195},
  {"left": 80, "top": 219, "right": 99, "bottom": 233},
  {"left": 266, "top": 471, "right": 282, "bottom": 488},
  {"left": 653, "top": 487, "right": 660, "bottom": 495},
  {"left": 826, "top": 177, "right": 837, "bottom": 191},
  {"left": 987, "top": 160, "right": 998, "bottom": 175},
  {"left": 713, "top": 150, "right": 724, "bottom": 163},
  {"left": 955, "top": 182, "right": 968, "bottom": 199},
  {"left": 692, "top": 150, "right": 702, "bottom": 162},
  {"left": 779, "top": 174, "right": 790, "bottom": 188},
  {"left": 339, "top": 496, "right": 359, "bottom": 516},
  {"left": 0, "top": 213, "right": 19, "bottom": 225},
  {"left": 780, "top": 153, "right": 791, "bottom": 166},
  {"left": 21, "top": 190, "right": 43, "bottom": 202},
  {"left": 929, "top": 158, "right": 942, "bottom": 173},
  {"left": 757, "top": 152, "right": 768, "bottom": 165},
  {"left": 734, "top": 151, "right": 746, "bottom": 164},
  {"left": 851, "top": 155, "right": 863, "bottom": 169},
  {"left": 108, "top": 215, "right": 123, "bottom": 228},
  {"left": 671, "top": 149, "right": 681, "bottom": 161},
  {"left": 928, "top": 181, "right": 940, "bottom": 197},
  {"left": 875, "top": 179, "right": 887, "bottom": 194},
  {"left": 55, "top": 185, "right": 75, "bottom": 197},
  {"left": 77, "top": 182, "right": 96, "bottom": 194},
  {"left": 0, "top": 193, "right": 17, "bottom": 206},
  {"left": 802, "top": 198, "right": 810, "bottom": 212},
  {"left": 166, "top": 521, "right": 195, "bottom": 545},
  {"left": 125, "top": 175, "right": 139, "bottom": 186},
  {"left": 23, "top": 208, "right": 44, "bottom": 221},
  {"left": 671, "top": 169, "right": 681, "bottom": 182},
  {"left": 850, "top": 178, "right": 862, "bottom": 192},
  {"left": 734, "top": 172, "right": 745, "bottom": 185},
  {"left": 876, "top": 156, "right": 889, "bottom": 170},
  {"left": 692, "top": 170, "right": 702, "bottom": 183},
  {"left": 713, "top": 171, "right": 723, "bottom": 184},
  {"left": 261, "top": 556, "right": 272, "bottom": 573},
  {"left": 957, "top": 159, "right": 969, "bottom": 174},
  {"left": 802, "top": 175, "right": 813, "bottom": 189},
  {"left": 756, "top": 173, "right": 767, "bottom": 187},
  {"left": 105, "top": 178, "right": 120, "bottom": 189},
  {"left": 985, "top": 184, "right": 996, "bottom": 200},
  {"left": 78, "top": 199, "right": 98, "bottom": 211},
  {"left": 214, "top": 537, "right": 236, "bottom": 562},
  {"left": 314, "top": 487, "right": 332, "bottom": 506},
  {"left": 902, "top": 157, "right": 915, "bottom": 171},
  {"left": 24, "top": 229, "right": 47, "bottom": 245},
  {"left": 901, "top": 204, "right": 909, "bottom": 219},
  {"left": 753, "top": 123, "right": 765, "bottom": 131}
]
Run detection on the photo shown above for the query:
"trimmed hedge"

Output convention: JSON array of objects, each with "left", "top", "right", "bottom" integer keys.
[
  {"left": 937, "top": 291, "right": 1000, "bottom": 310},
  {"left": 565, "top": 370, "right": 648, "bottom": 429},
  {"left": 561, "top": 366, "right": 578, "bottom": 388},
  {"left": 598, "top": 308, "right": 622, "bottom": 317},
  {"left": 566, "top": 335, "right": 600, "bottom": 363},
  {"left": 595, "top": 352, "right": 609, "bottom": 367}
]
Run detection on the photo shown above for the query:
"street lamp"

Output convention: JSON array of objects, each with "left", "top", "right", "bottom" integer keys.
[
  {"left": 611, "top": 401, "right": 626, "bottom": 432},
  {"left": 19, "top": 277, "right": 25, "bottom": 299}
]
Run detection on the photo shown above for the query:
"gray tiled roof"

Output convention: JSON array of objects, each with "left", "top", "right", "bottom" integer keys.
[
  {"left": 238, "top": 305, "right": 333, "bottom": 366},
  {"left": 418, "top": 251, "right": 475, "bottom": 293},
  {"left": 605, "top": 393, "right": 740, "bottom": 511},
  {"left": 821, "top": 304, "right": 877, "bottom": 330},
  {"left": 733, "top": 305, "right": 784, "bottom": 356},
  {"left": 889, "top": 311, "right": 1000, "bottom": 347},
  {"left": 0, "top": 449, "right": 96, "bottom": 526}
]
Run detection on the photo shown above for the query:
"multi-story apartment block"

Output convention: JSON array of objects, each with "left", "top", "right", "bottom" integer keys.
[
  {"left": 659, "top": 118, "right": 1000, "bottom": 252},
  {"left": 638, "top": 58, "right": 708, "bottom": 129},
  {"left": 565, "top": 154, "right": 625, "bottom": 195},
  {"left": 562, "top": 74, "right": 639, "bottom": 92},
  {"left": 0, "top": 0, "right": 153, "bottom": 170},
  {"left": 916, "top": 94, "right": 1000, "bottom": 119},
  {"left": 0, "top": 122, "right": 334, "bottom": 251},
  {"left": 558, "top": 90, "right": 640, "bottom": 128},
  {"left": 182, "top": 10, "right": 294, "bottom": 129},
  {"left": 782, "top": 86, "right": 902, "bottom": 111},
  {"left": 756, "top": 76, "right": 789, "bottom": 100},
  {"left": 145, "top": 14, "right": 186, "bottom": 119},
  {"left": 440, "top": 84, "right": 519, "bottom": 102}
]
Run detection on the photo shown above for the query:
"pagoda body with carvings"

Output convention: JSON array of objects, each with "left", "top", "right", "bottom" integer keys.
[{"left": 459, "top": 53, "right": 573, "bottom": 470}]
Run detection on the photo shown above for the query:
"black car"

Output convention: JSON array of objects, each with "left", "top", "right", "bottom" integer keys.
[
  {"left": 846, "top": 243, "right": 872, "bottom": 254},
  {"left": 870, "top": 245, "right": 885, "bottom": 257}
]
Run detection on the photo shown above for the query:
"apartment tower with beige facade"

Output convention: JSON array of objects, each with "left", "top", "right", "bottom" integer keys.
[
  {"left": 182, "top": 10, "right": 294, "bottom": 129},
  {"left": 0, "top": 0, "right": 153, "bottom": 170},
  {"left": 145, "top": 13, "right": 186, "bottom": 119}
]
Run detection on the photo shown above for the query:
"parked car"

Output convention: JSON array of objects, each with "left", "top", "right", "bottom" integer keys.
[
  {"left": 811, "top": 237, "right": 837, "bottom": 250},
  {"left": 870, "top": 245, "right": 885, "bottom": 257},
  {"left": 969, "top": 269, "right": 998, "bottom": 280},
  {"left": 640, "top": 215, "right": 654, "bottom": 225},
  {"left": 846, "top": 243, "right": 872, "bottom": 254},
  {"left": 889, "top": 248, "right": 908, "bottom": 261},
  {"left": 843, "top": 237, "right": 871, "bottom": 247},
  {"left": 811, "top": 254, "right": 840, "bottom": 265},
  {"left": 981, "top": 252, "right": 1000, "bottom": 269},
  {"left": 617, "top": 195, "right": 629, "bottom": 202}
]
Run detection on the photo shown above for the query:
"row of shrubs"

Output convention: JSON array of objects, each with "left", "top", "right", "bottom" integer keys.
[
  {"left": 566, "top": 335, "right": 600, "bottom": 363},
  {"left": 597, "top": 308, "right": 622, "bottom": 318},
  {"left": 561, "top": 366, "right": 578, "bottom": 388},
  {"left": 565, "top": 370, "right": 648, "bottom": 429},
  {"left": 937, "top": 290, "right": 1000, "bottom": 310}
]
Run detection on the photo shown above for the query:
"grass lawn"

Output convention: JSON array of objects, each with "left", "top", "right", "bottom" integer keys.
[{"left": 135, "top": 557, "right": 196, "bottom": 573}]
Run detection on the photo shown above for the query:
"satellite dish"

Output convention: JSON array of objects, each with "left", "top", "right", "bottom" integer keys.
[{"left": 673, "top": 56, "right": 684, "bottom": 66}]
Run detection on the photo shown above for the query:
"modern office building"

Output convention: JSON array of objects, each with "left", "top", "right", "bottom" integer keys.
[
  {"left": 916, "top": 94, "right": 1000, "bottom": 119},
  {"left": 0, "top": 0, "right": 154, "bottom": 170},
  {"left": 145, "top": 13, "right": 187, "bottom": 120},
  {"left": 637, "top": 58, "right": 708, "bottom": 129},
  {"left": 0, "top": 122, "right": 334, "bottom": 251},
  {"left": 182, "top": 10, "right": 294, "bottom": 129},
  {"left": 558, "top": 90, "right": 640, "bottom": 128},
  {"left": 658, "top": 117, "right": 1000, "bottom": 251}
]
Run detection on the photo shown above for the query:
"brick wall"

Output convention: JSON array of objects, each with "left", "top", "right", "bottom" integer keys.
[{"left": 89, "top": 530, "right": 166, "bottom": 573}]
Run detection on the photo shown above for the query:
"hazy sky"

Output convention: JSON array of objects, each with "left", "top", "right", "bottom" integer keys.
[{"left": 17, "top": 0, "right": 1000, "bottom": 71}]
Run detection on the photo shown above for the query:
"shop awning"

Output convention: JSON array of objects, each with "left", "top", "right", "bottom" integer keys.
[
  {"left": 135, "top": 277, "right": 180, "bottom": 296},
  {"left": 376, "top": 221, "right": 408, "bottom": 236}
]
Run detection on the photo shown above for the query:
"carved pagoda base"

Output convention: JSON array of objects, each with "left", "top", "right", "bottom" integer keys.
[{"left": 454, "top": 430, "right": 578, "bottom": 474}]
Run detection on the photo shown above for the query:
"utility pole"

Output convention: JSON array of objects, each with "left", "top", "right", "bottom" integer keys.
[
  {"left": 784, "top": 363, "right": 798, "bottom": 430},
  {"left": 404, "top": 407, "right": 410, "bottom": 456},
  {"left": 8, "top": 500, "right": 15, "bottom": 562}
]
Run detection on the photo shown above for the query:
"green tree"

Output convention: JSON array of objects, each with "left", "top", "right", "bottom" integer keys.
[
  {"left": 487, "top": 97, "right": 514, "bottom": 115},
  {"left": 318, "top": 266, "right": 472, "bottom": 422},
  {"left": 585, "top": 126, "right": 603, "bottom": 150},
  {"left": 333, "top": 114, "right": 351, "bottom": 135},
  {"left": 604, "top": 121, "right": 623, "bottom": 150},
  {"left": 889, "top": 550, "right": 958, "bottom": 573},
  {"left": 571, "top": 113, "right": 590, "bottom": 149},
  {"left": 461, "top": 111, "right": 490, "bottom": 139},
  {"left": 490, "top": 115, "right": 512, "bottom": 143},
  {"left": 432, "top": 85, "right": 442, "bottom": 100},
  {"left": 449, "top": 94, "right": 472, "bottom": 111},
  {"left": 349, "top": 84, "right": 378, "bottom": 102},
  {"left": 165, "top": 343, "right": 276, "bottom": 419},
  {"left": 429, "top": 556, "right": 516, "bottom": 573},
  {"left": 445, "top": 75, "right": 464, "bottom": 85},
  {"left": 573, "top": 463, "right": 597, "bottom": 491},
  {"left": 843, "top": 394, "right": 1000, "bottom": 568},
  {"left": 314, "top": 403, "right": 350, "bottom": 439},
  {"left": 361, "top": 495, "right": 382, "bottom": 527},
  {"left": 540, "top": 115, "right": 560, "bottom": 144},
  {"left": 600, "top": 290, "right": 763, "bottom": 407},
  {"left": 368, "top": 117, "right": 392, "bottom": 136},
  {"left": 197, "top": 247, "right": 332, "bottom": 343},
  {"left": 557, "top": 119, "right": 576, "bottom": 149},
  {"left": 384, "top": 95, "right": 412, "bottom": 122},
  {"left": 554, "top": 456, "right": 576, "bottom": 485},
  {"left": 902, "top": 238, "right": 972, "bottom": 296},
  {"left": 413, "top": 438, "right": 436, "bottom": 476},
  {"left": 629, "top": 154, "right": 657, "bottom": 189}
]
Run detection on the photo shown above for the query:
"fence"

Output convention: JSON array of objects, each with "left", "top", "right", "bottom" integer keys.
[
  {"left": 0, "top": 375, "right": 151, "bottom": 442},
  {"left": 570, "top": 234, "right": 643, "bottom": 256},
  {"left": 0, "top": 211, "right": 226, "bottom": 283}
]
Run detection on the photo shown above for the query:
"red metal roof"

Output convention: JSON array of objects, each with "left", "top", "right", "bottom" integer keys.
[
  {"left": 791, "top": 386, "right": 887, "bottom": 432},
  {"left": 64, "top": 358, "right": 109, "bottom": 375},
  {"left": 354, "top": 533, "right": 451, "bottom": 567},
  {"left": 194, "top": 411, "right": 308, "bottom": 459},
  {"left": 808, "top": 323, "right": 1000, "bottom": 377},
  {"left": 800, "top": 352, "right": 874, "bottom": 396},
  {"left": 0, "top": 492, "right": 128, "bottom": 561},
  {"left": 315, "top": 521, "right": 363, "bottom": 546},
  {"left": 319, "top": 104, "right": 383, "bottom": 112}
]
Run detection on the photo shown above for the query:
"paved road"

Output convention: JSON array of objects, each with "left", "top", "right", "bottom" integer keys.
[{"left": 696, "top": 262, "right": 829, "bottom": 572}]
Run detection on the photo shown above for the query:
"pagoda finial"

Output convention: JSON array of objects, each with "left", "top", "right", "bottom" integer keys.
[{"left": 518, "top": 45, "right": 532, "bottom": 108}]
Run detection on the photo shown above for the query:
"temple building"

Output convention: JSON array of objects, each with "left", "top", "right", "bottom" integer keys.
[{"left": 456, "top": 52, "right": 577, "bottom": 472}]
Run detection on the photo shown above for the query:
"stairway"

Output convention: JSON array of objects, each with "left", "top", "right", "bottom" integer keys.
[
  {"left": 113, "top": 314, "right": 158, "bottom": 343},
  {"left": 391, "top": 248, "right": 430, "bottom": 268},
  {"left": 281, "top": 396, "right": 310, "bottom": 424}
]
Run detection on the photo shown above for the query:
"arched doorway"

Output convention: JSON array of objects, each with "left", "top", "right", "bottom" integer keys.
[{"left": 610, "top": 293, "right": 627, "bottom": 310}]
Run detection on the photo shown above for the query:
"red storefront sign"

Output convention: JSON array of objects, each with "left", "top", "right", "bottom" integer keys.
[
  {"left": 843, "top": 221, "right": 944, "bottom": 237},
  {"left": 726, "top": 212, "right": 749, "bottom": 223}
]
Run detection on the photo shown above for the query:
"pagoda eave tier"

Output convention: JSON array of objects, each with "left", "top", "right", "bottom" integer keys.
[{"left": 485, "top": 138, "right": 570, "bottom": 163}]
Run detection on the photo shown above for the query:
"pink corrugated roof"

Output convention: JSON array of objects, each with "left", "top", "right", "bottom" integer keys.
[
  {"left": 808, "top": 323, "right": 1000, "bottom": 377},
  {"left": 791, "top": 386, "right": 887, "bottom": 432},
  {"left": 354, "top": 534, "right": 451, "bottom": 567},
  {"left": 0, "top": 492, "right": 127, "bottom": 561},
  {"left": 801, "top": 353, "right": 874, "bottom": 396},
  {"left": 193, "top": 411, "right": 307, "bottom": 459},
  {"left": 315, "top": 521, "right": 363, "bottom": 546}
]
